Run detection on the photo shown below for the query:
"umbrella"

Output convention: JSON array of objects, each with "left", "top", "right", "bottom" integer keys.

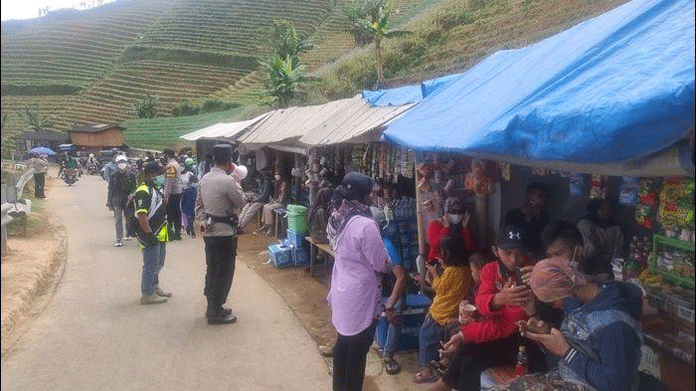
[{"left": 29, "top": 146, "right": 57, "bottom": 155}]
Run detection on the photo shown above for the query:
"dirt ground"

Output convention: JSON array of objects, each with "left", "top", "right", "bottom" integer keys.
[
  {"left": 1, "top": 174, "right": 67, "bottom": 358},
  {"left": 236, "top": 225, "right": 424, "bottom": 391}
]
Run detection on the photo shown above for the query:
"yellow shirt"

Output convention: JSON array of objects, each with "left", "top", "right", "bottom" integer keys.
[{"left": 429, "top": 265, "right": 471, "bottom": 325}]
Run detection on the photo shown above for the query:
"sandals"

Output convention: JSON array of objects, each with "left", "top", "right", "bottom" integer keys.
[
  {"left": 384, "top": 358, "right": 401, "bottom": 375},
  {"left": 412, "top": 369, "right": 439, "bottom": 384}
]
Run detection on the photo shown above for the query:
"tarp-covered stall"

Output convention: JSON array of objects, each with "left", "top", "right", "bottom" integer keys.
[{"left": 383, "top": 0, "right": 695, "bottom": 176}]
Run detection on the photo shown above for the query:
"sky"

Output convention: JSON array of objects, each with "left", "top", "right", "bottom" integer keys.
[{"left": 1, "top": 0, "right": 114, "bottom": 21}]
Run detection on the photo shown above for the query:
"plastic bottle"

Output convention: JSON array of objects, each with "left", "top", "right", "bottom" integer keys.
[{"left": 516, "top": 346, "right": 528, "bottom": 377}]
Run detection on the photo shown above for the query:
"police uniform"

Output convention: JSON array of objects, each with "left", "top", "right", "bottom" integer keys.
[{"left": 195, "top": 144, "right": 247, "bottom": 324}]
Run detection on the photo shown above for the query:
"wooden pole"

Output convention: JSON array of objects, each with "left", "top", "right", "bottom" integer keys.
[
  {"left": 414, "top": 153, "right": 427, "bottom": 294},
  {"left": 475, "top": 194, "right": 488, "bottom": 248}
]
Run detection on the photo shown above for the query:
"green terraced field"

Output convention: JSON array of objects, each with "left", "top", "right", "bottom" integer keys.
[{"left": 122, "top": 105, "right": 264, "bottom": 150}]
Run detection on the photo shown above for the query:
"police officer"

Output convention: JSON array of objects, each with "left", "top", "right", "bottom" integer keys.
[{"left": 195, "top": 144, "right": 246, "bottom": 324}]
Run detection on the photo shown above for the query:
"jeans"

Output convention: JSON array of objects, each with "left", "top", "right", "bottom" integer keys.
[
  {"left": 141, "top": 242, "right": 166, "bottom": 295},
  {"left": 383, "top": 296, "right": 406, "bottom": 358},
  {"left": 238, "top": 202, "right": 264, "bottom": 229},
  {"left": 33, "top": 172, "right": 45, "bottom": 198},
  {"left": 113, "top": 205, "right": 125, "bottom": 242},
  {"left": 166, "top": 193, "right": 183, "bottom": 236},
  {"left": 203, "top": 236, "right": 237, "bottom": 308},
  {"left": 419, "top": 313, "right": 444, "bottom": 365},
  {"left": 184, "top": 213, "right": 195, "bottom": 235},
  {"left": 333, "top": 320, "right": 378, "bottom": 391}
]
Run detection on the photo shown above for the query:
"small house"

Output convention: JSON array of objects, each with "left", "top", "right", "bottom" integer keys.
[{"left": 69, "top": 123, "right": 125, "bottom": 155}]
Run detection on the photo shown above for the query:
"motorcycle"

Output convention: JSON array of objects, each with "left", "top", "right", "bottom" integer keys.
[
  {"left": 86, "top": 162, "right": 99, "bottom": 175},
  {"left": 63, "top": 168, "right": 78, "bottom": 186}
]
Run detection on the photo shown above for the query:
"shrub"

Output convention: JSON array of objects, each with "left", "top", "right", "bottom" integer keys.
[
  {"left": 200, "top": 99, "right": 237, "bottom": 114},
  {"left": 172, "top": 101, "right": 200, "bottom": 117},
  {"left": 436, "top": 10, "right": 476, "bottom": 31},
  {"left": 133, "top": 95, "right": 159, "bottom": 119}
]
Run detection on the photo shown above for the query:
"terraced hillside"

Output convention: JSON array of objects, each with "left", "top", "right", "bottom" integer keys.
[
  {"left": 1, "top": 0, "right": 336, "bottom": 138},
  {"left": 2, "top": 0, "right": 635, "bottom": 151}
]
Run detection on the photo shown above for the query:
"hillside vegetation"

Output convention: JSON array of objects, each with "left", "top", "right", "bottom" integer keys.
[{"left": 1, "top": 0, "right": 630, "bottom": 150}]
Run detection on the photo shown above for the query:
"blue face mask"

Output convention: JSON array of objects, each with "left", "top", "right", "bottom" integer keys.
[{"left": 153, "top": 175, "right": 165, "bottom": 188}]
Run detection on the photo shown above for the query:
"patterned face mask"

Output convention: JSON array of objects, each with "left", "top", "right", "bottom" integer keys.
[{"left": 154, "top": 175, "right": 165, "bottom": 188}]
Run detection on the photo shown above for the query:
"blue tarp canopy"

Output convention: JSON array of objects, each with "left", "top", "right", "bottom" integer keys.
[{"left": 383, "top": 0, "right": 695, "bottom": 170}]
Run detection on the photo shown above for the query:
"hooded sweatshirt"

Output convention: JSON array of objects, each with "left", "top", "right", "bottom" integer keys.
[{"left": 559, "top": 281, "right": 643, "bottom": 391}]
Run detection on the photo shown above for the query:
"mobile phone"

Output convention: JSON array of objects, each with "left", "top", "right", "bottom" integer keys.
[{"left": 513, "top": 268, "right": 526, "bottom": 286}]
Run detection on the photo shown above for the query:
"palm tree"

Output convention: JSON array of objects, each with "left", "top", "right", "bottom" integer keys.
[
  {"left": 345, "top": 0, "right": 408, "bottom": 85},
  {"left": 268, "top": 19, "right": 313, "bottom": 60}
]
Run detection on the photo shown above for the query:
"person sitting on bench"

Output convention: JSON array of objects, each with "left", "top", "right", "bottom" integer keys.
[{"left": 256, "top": 171, "right": 289, "bottom": 236}]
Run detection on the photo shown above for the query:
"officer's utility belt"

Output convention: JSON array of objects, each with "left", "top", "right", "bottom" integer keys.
[{"left": 206, "top": 214, "right": 239, "bottom": 229}]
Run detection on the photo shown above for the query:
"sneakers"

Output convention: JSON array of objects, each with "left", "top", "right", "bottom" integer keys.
[
  {"left": 154, "top": 287, "right": 172, "bottom": 297},
  {"left": 114, "top": 241, "right": 123, "bottom": 247},
  {"left": 140, "top": 293, "right": 167, "bottom": 305}
]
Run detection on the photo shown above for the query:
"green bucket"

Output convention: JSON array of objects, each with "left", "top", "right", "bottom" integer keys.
[{"left": 286, "top": 204, "right": 308, "bottom": 233}]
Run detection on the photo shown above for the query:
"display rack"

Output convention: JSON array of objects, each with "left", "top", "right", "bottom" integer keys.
[{"left": 651, "top": 235, "right": 695, "bottom": 289}]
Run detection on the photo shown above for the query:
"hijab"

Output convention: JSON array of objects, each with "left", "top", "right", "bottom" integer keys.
[
  {"left": 582, "top": 199, "right": 619, "bottom": 228},
  {"left": 326, "top": 172, "right": 374, "bottom": 249},
  {"left": 529, "top": 258, "right": 587, "bottom": 303}
]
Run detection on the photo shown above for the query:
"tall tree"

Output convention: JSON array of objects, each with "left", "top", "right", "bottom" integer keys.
[
  {"left": 133, "top": 95, "right": 159, "bottom": 119},
  {"left": 260, "top": 20, "right": 313, "bottom": 108},
  {"left": 344, "top": 0, "right": 408, "bottom": 85},
  {"left": 260, "top": 54, "right": 309, "bottom": 108}
]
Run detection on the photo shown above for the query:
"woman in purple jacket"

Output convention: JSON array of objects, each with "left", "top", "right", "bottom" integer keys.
[{"left": 327, "top": 172, "right": 392, "bottom": 391}]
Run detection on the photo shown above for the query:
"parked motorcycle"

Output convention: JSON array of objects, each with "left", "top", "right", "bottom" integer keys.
[
  {"left": 63, "top": 168, "right": 78, "bottom": 186},
  {"left": 86, "top": 162, "right": 99, "bottom": 175}
]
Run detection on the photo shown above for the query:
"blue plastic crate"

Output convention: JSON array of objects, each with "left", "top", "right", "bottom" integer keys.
[
  {"left": 268, "top": 243, "right": 293, "bottom": 268},
  {"left": 286, "top": 229, "right": 307, "bottom": 248},
  {"left": 374, "top": 294, "right": 431, "bottom": 352},
  {"left": 293, "top": 246, "right": 310, "bottom": 267}
]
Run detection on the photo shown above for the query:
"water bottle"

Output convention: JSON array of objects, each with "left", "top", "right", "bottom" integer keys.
[{"left": 516, "top": 346, "right": 528, "bottom": 377}]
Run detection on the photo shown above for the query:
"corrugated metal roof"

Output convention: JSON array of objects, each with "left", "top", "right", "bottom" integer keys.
[
  {"left": 179, "top": 112, "right": 270, "bottom": 141},
  {"left": 299, "top": 96, "right": 414, "bottom": 146},
  {"left": 237, "top": 98, "right": 355, "bottom": 147},
  {"left": 71, "top": 123, "right": 122, "bottom": 133}
]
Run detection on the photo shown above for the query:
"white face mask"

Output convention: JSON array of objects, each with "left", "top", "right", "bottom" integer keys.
[
  {"left": 448, "top": 214, "right": 464, "bottom": 224},
  {"left": 275, "top": 175, "right": 281, "bottom": 181},
  {"left": 117, "top": 162, "right": 128, "bottom": 171}
]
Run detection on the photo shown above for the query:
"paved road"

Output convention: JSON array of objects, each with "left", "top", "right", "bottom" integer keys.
[{"left": 1, "top": 171, "right": 331, "bottom": 391}]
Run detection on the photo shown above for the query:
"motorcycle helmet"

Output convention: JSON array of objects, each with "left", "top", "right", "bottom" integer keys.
[
  {"left": 115, "top": 155, "right": 127, "bottom": 163},
  {"left": 231, "top": 165, "right": 248, "bottom": 181},
  {"left": 185, "top": 158, "right": 195, "bottom": 167},
  {"left": 89, "top": 153, "right": 94, "bottom": 158}
]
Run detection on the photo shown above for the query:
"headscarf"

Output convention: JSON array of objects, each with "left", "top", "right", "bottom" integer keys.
[
  {"left": 529, "top": 258, "right": 588, "bottom": 303},
  {"left": 444, "top": 197, "right": 462, "bottom": 213},
  {"left": 307, "top": 187, "right": 333, "bottom": 224},
  {"left": 326, "top": 172, "right": 374, "bottom": 249}
]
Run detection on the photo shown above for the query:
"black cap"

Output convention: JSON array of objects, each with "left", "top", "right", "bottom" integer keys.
[
  {"left": 495, "top": 225, "right": 527, "bottom": 250},
  {"left": 143, "top": 161, "right": 162, "bottom": 174},
  {"left": 212, "top": 144, "right": 232, "bottom": 162}
]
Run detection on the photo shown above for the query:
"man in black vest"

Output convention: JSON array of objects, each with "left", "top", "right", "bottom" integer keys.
[{"left": 195, "top": 144, "right": 246, "bottom": 324}]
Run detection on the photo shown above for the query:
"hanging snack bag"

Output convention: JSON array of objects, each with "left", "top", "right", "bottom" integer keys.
[{"left": 620, "top": 176, "right": 639, "bottom": 206}]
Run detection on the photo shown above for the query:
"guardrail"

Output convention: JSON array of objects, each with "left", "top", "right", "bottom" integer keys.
[{"left": 1, "top": 162, "right": 34, "bottom": 250}]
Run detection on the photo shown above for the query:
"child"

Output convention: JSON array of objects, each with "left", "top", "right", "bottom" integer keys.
[
  {"left": 412, "top": 235, "right": 472, "bottom": 384},
  {"left": 180, "top": 175, "right": 198, "bottom": 238}
]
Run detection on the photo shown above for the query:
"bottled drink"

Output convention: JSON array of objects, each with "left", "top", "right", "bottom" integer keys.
[{"left": 516, "top": 346, "right": 528, "bottom": 377}]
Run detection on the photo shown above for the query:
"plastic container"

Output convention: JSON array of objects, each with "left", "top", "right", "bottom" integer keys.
[{"left": 286, "top": 204, "right": 308, "bottom": 234}]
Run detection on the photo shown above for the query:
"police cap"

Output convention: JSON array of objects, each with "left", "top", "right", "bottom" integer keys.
[{"left": 212, "top": 144, "right": 233, "bottom": 162}]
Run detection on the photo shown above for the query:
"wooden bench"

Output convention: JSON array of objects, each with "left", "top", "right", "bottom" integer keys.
[{"left": 306, "top": 236, "right": 335, "bottom": 277}]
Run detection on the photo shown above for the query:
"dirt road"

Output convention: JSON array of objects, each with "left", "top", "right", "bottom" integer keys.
[{"left": 1, "top": 172, "right": 331, "bottom": 390}]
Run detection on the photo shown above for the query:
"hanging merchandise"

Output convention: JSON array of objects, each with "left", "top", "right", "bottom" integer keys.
[
  {"left": 531, "top": 167, "right": 548, "bottom": 176},
  {"left": 465, "top": 158, "right": 494, "bottom": 196},
  {"left": 499, "top": 162, "right": 511, "bottom": 182},
  {"left": 568, "top": 172, "right": 585, "bottom": 199},
  {"left": 619, "top": 176, "right": 640, "bottom": 206},
  {"left": 589, "top": 175, "right": 607, "bottom": 199},
  {"left": 658, "top": 177, "right": 695, "bottom": 237},
  {"left": 635, "top": 179, "right": 658, "bottom": 229}
]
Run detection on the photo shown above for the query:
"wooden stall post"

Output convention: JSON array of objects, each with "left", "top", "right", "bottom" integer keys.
[
  {"left": 475, "top": 194, "right": 488, "bottom": 248},
  {"left": 414, "top": 153, "right": 427, "bottom": 294}
]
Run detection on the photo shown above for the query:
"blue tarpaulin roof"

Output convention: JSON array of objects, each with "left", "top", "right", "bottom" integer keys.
[{"left": 382, "top": 0, "right": 695, "bottom": 166}]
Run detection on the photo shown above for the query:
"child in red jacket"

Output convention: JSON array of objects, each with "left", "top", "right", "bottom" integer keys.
[{"left": 426, "top": 226, "right": 546, "bottom": 391}]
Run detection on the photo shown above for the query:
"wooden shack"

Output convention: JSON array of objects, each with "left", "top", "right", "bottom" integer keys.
[
  {"left": 69, "top": 123, "right": 124, "bottom": 155},
  {"left": 13, "top": 129, "right": 69, "bottom": 159}
]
